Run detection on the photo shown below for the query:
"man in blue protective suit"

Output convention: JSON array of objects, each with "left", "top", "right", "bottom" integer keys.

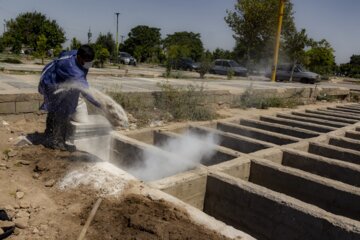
[{"left": 38, "top": 44, "right": 101, "bottom": 151}]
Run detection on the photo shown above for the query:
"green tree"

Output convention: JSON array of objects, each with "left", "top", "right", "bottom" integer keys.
[
  {"left": 0, "top": 37, "right": 4, "bottom": 52},
  {"left": 167, "top": 45, "right": 191, "bottom": 61},
  {"left": 163, "top": 45, "right": 190, "bottom": 76},
  {"left": 212, "top": 48, "right": 234, "bottom": 60},
  {"left": 123, "top": 25, "right": 162, "bottom": 62},
  {"left": 339, "top": 55, "right": 360, "bottom": 78},
  {"left": 283, "top": 28, "right": 312, "bottom": 81},
  {"left": 3, "top": 11, "right": 65, "bottom": 53},
  {"left": 34, "top": 34, "right": 47, "bottom": 64},
  {"left": 96, "top": 47, "right": 110, "bottom": 68},
  {"left": 53, "top": 45, "right": 63, "bottom": 57},
  {"left": 225, "top": 0, "right": 296, "bottom": 67},
  {"left": 163, "top": 32, "right": 204, "bottom": 61},
  {"left": 305, "top": 39, "right": 336, "bottom": 75},
  {"left": 95, "top": 32, "right": 116, "bottom": 57},
  {"left": 70, "top": 37, "right": 81, "bottom": 50},
  {"left": 350, "top": 55, "right": 360, "bottom": 65},
  {"left": 198, "top": 52, "right": 212, "bottom": 79}
]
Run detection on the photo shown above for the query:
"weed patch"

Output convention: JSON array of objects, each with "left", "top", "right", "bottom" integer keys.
[
  {"left": 161, "top": 70, "right": 186, "bottom": 79},
  {"left": 233, "top": 85, "right": 303, "bottom": 109},
  {"left": 227, "top": 69, "right": 235, "bottom": 80},
  {"left": 109, "top": 82, "right": 216, "bottom": 127},
  {"left": 316, "top": 93, "right": 340, "bottom": 102},
  {"left": 155, "top": 82, "right": 216, "bottom": 121},
  {"left": 0, "top": 57, "right": 22, "bottom": 64}
]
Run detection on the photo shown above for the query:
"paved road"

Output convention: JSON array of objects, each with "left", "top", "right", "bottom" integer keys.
[
  {"left": 0, "top": 73, "right": 338, "bottom": 94},
  {"left": 0, "top": 63, "right": 358, "bottom": 94}
]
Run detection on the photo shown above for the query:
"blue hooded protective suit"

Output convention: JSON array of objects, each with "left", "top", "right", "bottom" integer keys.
[{"left": 38, "top": 50, "right": 100, "bottom": 117}]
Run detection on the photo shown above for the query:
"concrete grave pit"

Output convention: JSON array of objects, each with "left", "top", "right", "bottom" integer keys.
[{"left": 67, "top": 103, "right": 360, "bottom": 240}]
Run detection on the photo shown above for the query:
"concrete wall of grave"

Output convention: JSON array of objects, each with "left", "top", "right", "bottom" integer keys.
[{"left": 0, "top": 93, "right": 42, "bottom": 114}]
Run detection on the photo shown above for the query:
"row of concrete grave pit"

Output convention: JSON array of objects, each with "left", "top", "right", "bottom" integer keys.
[{"left": 69, "top": 103, "right": 360, "bottom": 240}]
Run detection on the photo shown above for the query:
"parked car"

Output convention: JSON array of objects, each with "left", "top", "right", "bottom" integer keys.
[
  {"left": 265, "top": 64, "right": 321, "bottom": 84},
  {"left": 171, "top": 58, "right": 199, "bottom": 71},
  {"left": 119, "top": 52, "right": 137, "bottom": 66},
  {"left": 209, "top": 59, "right": 248, "bottom": 77}
]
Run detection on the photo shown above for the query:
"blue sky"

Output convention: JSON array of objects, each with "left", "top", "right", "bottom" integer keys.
[{"left": 0, "top": 0, "right": 359, "bottom": 63}]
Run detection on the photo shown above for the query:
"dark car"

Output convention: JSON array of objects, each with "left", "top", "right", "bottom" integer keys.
[
  {"left": 209, "top": 59, "right": 248, "bottom": 77},
  {"left": 171, "top": 58, "right": 199, "bottom": 71},
  {"left": 119, "top": 52, "right": 137, "bottom": 66},
  {"left": 265, "top": 64, "right": 321, "bottom": 84}
]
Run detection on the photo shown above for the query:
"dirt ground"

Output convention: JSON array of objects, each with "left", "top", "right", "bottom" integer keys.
[{"left": 0, "top": 113, "right": 233, "bottom": 240}]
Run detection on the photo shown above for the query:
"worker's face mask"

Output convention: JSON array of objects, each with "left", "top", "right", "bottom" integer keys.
[{"left": 83, "top": 61, "right": 93, "bottom": 69}]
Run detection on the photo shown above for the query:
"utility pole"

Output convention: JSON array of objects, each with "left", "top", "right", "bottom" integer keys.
[
  {"left": 271, "top": 0, "right": 286, "bottom": 82},
  {"left": 3, "top": 19, "right": 6, "bottom": 35},
  {"left": 115, "top": 12, "right": 120, "bottom": 61},
  {"left": 87, "top": 27, "right": 92, "bottom": 44}
]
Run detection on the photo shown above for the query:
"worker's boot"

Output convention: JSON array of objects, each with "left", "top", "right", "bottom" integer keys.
[
  {"left": 52, "top": 141, "right": 76, "bottom": 152},
  {"left": 46, "top": 115, "right": 76, "bottom": 152}
]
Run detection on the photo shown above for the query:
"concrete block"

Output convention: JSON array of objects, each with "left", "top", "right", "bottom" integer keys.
[
  {"left": 204, "top": 172, "right": 360, "bottom": 240},
  {"left": 150, "top": 169, "right": 208, "bottom": 210},
  {"left": 15, "top": 101, "right": 40, "bottom": 113},
  {"left": 209, "top": 157, "right": 251, "bottom": 180},
  {"left": 250, "top": 148, "right": 284, "bottom": 164},
  {"left": 217, "top": 122, "right": 300, "bottom": 145},
  {"left": 188, "top": 125, "right": 274, "bottom": 153},
  {"left": 328, "top": 137, "right": 360, "bottom": 152},
  {"left": 336, "top": 105, "right": 360, "bottom": 112},
  {"left": 260, "top": 116, "right": 336, "bottom": 133},
  {"left": 0, "top": 93, "right": 42, "bottom": 103},
  {"left": 310, "top": 109, "right": 360, "bottom": 121},
  {"left": 291, "top": 111, "right": 357, "bottom": 124},
  {"left": 240, "top": 119, "right": 319, "bottom": 139},
  {"left": 276, "top": 113, "right": 348, "bottom": 128},
  {"left": 249, "top": 159, "right": 360, "bottom": 221},
  {"left": 327, "top": 107, "right": 360, "bottom": 114},
  {"left": 0, "top": 102, "right": 15, "bottom": 114},
  {"left": 345, "top": 130, "right": 360, "bottom": 141},
  {"left": 282, "top": 149, "right": 360, "bottom": 187},
  {"left": 308, "top": 142, "right": 360, "bottom": 165}
]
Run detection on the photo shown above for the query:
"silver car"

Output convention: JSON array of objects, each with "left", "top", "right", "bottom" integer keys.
[
  {"left": 267, "top": 64, "right": 321, "bottom": 84},
  {"left": 209, "top": 59, "right": 248, "bottom": 77},
  {"left": 119, "top": 52, "right": 137, "bottom": 66}
]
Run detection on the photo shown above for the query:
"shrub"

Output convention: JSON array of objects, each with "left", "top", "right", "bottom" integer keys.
[
  {"left": 109, "top": 82, "right": 216, "bottom": 127},
  {"left": 1, "top": 57, "right": 22, "bottom": 64},
  {"left": 316, "top": 93, "right": 338, "bottom": 102},
  {"left": 227, "top": 69, "right": 235, "bottom": 80},
  {"left": 233, "top": 85, "right": 302, "bottom": 109},
  {"left": 198, "top": 58, "right": 211, "bottom": 79},
  {"left": 155, "top": 82, "right": 216, "bottom": 121},
  {"left": 96, "top": 48, "right": 110, "bottom": 68}
]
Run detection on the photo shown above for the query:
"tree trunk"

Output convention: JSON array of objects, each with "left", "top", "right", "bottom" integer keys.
[
  {"left": 289, "top": 61, "right": 296, "bottom": 82},
  {"left": 246, "top": 48, "right": 251, "bottom": 74}
]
